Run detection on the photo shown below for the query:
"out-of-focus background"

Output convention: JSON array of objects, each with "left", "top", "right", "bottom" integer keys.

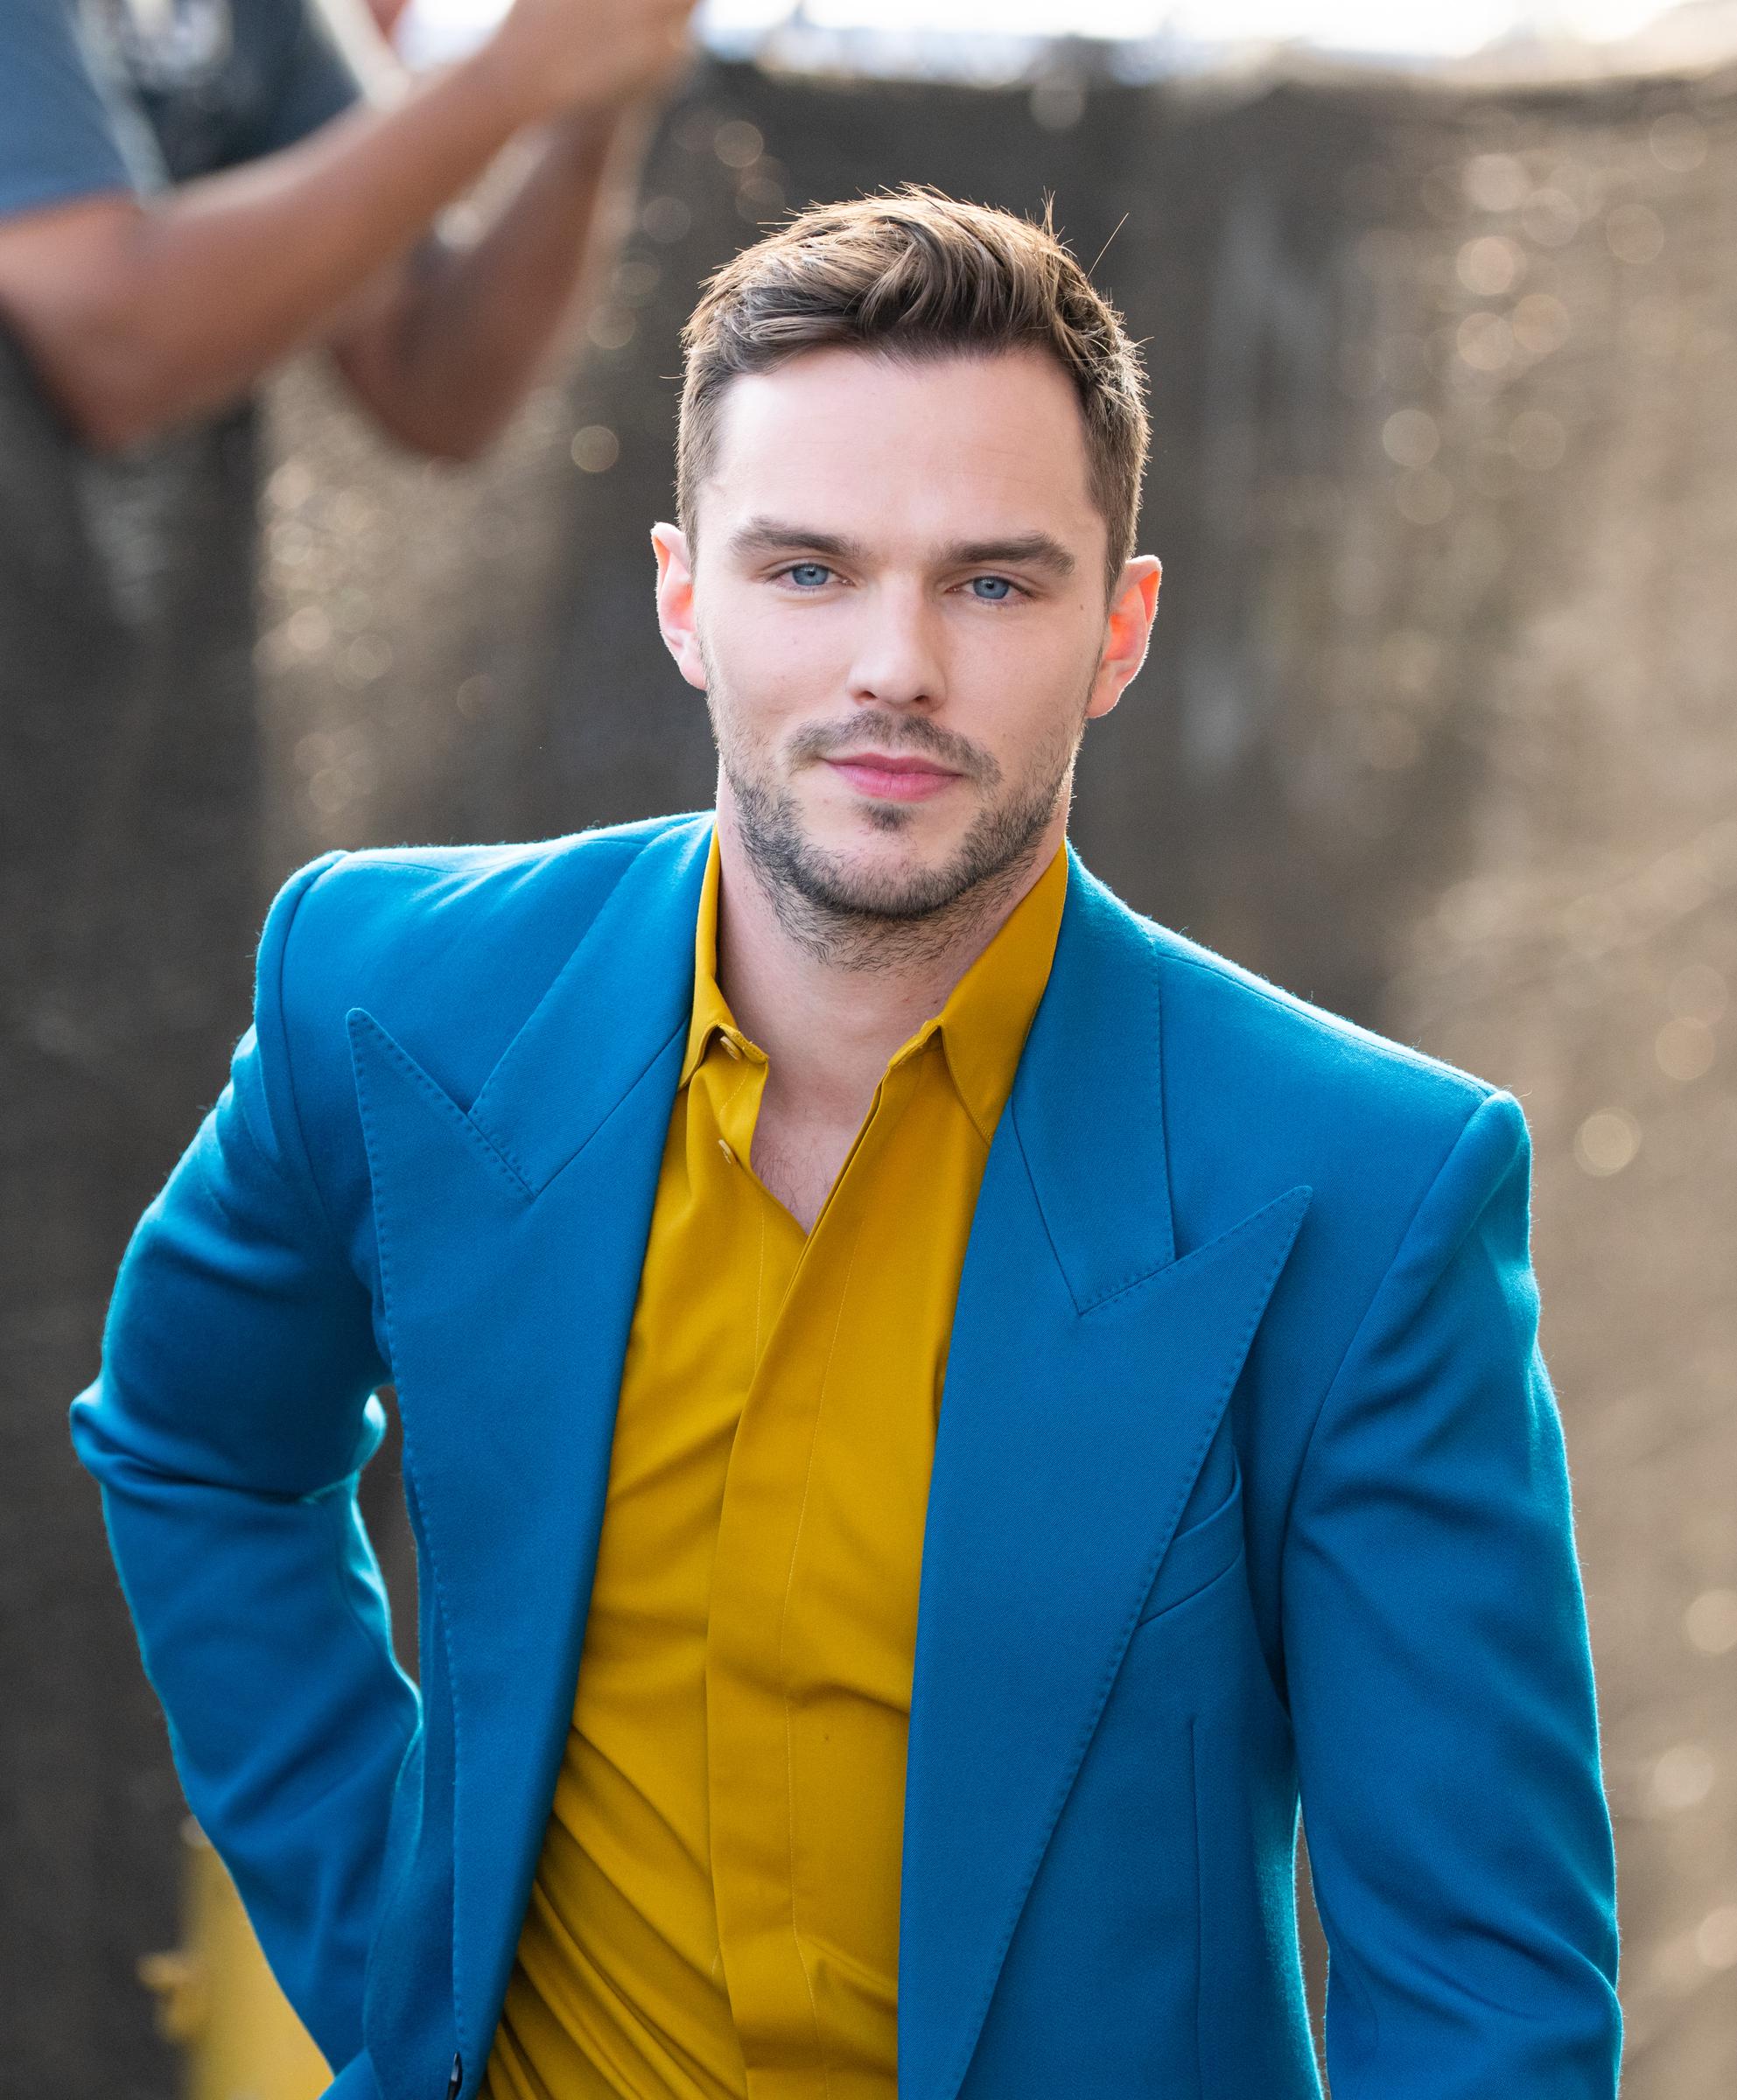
[{"left": 4, "top": 0, "right": 1735, "bottom": 2092}]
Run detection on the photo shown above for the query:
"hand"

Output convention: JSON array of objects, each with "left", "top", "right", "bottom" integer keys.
[{"left": 477, "top": 0, "right": 701, "bottom": 127}]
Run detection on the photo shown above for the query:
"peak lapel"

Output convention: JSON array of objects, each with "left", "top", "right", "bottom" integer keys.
[
  {"left": 466, "top": 818, "right": 713, "bottom": 1193},
  {"left": 348, "top": 819, "right": 711, "bottom": 2068},
  {"left": 899, "top": 858, "right": 1311, "bottom": 2100}
]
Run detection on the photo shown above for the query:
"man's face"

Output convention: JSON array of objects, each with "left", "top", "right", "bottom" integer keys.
[{"left": 653, "top": 345, "right": 1159, "bottom": 927}]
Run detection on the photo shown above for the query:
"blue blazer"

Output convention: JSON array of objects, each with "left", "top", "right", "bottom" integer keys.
[{"left": 73, "top": 813, "right": 1620, "bottom": 2100}]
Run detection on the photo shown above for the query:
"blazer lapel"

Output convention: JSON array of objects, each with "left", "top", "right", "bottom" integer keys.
[
  {"left": 347, "top": 816, "right": 711, "bottom": 2070},
  {"left": 898, "top": 855, "right": 1311, "bottom": 2100}
]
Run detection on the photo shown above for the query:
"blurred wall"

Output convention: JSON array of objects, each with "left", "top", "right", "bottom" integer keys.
[
  {"left": 4, "top": 48, "right": 1735, "bottom": 2098},
  {"left": 0, "top": 336, "right": 263, "bottom": 2093}
]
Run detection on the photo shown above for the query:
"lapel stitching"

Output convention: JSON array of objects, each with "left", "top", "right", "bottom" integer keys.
[
  {"left": 1060, "top": 915, "right": 1176, "bottom": 1308},
  {"left": 1077, "top": 1180, "right": 1313, "bottom": 1322},
  {"left": 526, "top": 1018, "right": 690, "bottom": 1201},
  {"left": 351, "top": 1007, "right": 534, "bottom": 1203},
  {"left": 1006, "top": 872, "right": 1175, "bottom": 1314},
  {"left": 347, "top": 1004, "right": 494, "bottom": 2061},
  {"left": 919, "top": 1176, "right": 1311, "bottom": 2100},
  {"left": 344, "top": 822, "right": 712, "bottom": 2076},
  {"left": 350, "top": 1000, "right": 697, "bottom": 2069},
  {"left": 462, "top": 820, "right": 713, "bottom": 1198}
]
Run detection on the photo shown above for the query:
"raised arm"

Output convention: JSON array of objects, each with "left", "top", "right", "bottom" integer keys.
[
  {"left": 1282, "top": 1090, "right": 1621, "bottom": 2097},
  {"left": 324, "top": 88, "right": 664, "bottom": 461},
  {"left": 0, "top": 0, "right": 695, "bottom": 454},
  {"left": 69, "top": 854, "right": 405, "bottom": 2072}
]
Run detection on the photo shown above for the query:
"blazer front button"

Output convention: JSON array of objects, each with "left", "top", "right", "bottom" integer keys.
[{"left": 446, "top": 2052, "right": 463, "bottom": 2100}]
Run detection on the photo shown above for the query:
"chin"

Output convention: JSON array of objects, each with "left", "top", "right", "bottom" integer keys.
[
  {"left": 800, "top": 836, "right": 986, "bottom": 921},
  {"left": 802, "top": 789, "right": 925, "bottom": 852},
  {"left": 821, "top": 835, "right": 938, "bottom": 885}
]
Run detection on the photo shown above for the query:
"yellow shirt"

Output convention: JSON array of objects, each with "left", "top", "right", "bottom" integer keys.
[{"left": 485, "top": 837, "right": 1068, "bottom": 2100}]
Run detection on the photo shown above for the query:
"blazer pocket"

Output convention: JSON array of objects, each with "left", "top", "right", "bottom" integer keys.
[{"left": 1135, "top": 1460, "right": 1245, "bottom": 1627}]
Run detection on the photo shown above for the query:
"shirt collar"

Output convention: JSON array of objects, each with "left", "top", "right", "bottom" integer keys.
[
  {"left": 923, "top": 843, "right": 1068, "bottom": 1142},
  {"left": 680, "top": 832, "right": 745, "bottom": 1087},
  {"left": 681, "top": 830, "right": 1069, "bottom": 1141}
]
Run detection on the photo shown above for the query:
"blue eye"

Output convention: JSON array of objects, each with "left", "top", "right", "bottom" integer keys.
[
  {"left": 970, "top": 576, "right": 1014, "bottom": 602},
  {"left": 785, "top": 562, "right": 831, "bottom": 588}
]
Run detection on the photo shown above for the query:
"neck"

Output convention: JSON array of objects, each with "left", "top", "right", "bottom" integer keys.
[{"left": 712, "top": 801, "right": 1065, "bottom": 1130}]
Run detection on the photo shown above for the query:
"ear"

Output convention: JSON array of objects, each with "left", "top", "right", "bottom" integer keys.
[
  {"left": 651, "top": 522, "right": 708, "bottom": 692},
  {"left": 1085, "top": 555, "right": 1162, "bottom": 722}
]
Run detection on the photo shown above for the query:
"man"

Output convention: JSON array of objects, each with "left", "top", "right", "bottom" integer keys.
[
  {"left": 0, "top": 0, "right": 697, "bottom": 456},
  {"left": 72, "top": 188, "right": 1621, "bottom": 2100}
]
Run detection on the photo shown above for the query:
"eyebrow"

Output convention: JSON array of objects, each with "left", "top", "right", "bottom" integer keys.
[{"left": 724, "top": 516, "right": 1077, "bottom": 580}]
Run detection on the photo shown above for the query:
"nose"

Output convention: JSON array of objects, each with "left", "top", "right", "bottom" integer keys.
[{"left": 845, "top": 581, "right": 945, "bottom": 710}]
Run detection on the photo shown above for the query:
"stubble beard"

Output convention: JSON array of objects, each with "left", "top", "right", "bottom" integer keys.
[{"left": 705, "top": 661, "right": 1091, "bottom": 972}]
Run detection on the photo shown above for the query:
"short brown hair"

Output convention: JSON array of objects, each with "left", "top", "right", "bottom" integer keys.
[{"left": 676, "top": 185, "right": 1150, "bottom": 598}]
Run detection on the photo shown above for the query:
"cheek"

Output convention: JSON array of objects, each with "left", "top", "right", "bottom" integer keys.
[
  {"left": 956, "top": 631, "right": 1092, "bottom": 762},
  {"left": 708, "top": 597, "right": 851, "bottom": 716},
  {"left": 706, "top": 656, "right": 823, "bottom": 774},
  {"left": 964, "top": 603, "right": 1095, "bottom": 691}
]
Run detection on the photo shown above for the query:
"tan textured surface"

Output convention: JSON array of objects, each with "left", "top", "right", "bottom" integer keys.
[{"left": 7, "top": 46, "right": 1735, "bottom": 2096}]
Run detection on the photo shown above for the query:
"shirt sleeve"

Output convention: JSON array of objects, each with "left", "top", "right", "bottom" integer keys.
[
  {"left": 0, "top": 0, "right": 142, "bottom": 218},
  {"left": 245, "top": 0, "right": 368, "bottom": 160}
]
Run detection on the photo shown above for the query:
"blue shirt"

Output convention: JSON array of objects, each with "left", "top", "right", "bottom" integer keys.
[{"left": 1, "top": 0, "right": 361, "bottom": 217}]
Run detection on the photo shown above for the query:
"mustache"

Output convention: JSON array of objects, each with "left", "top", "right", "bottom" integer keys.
[{"left": 785, "top": 711, "right": 1000, "bottom": 786}]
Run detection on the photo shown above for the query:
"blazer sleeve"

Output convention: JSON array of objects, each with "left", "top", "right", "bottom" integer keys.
[
  {"left": 69, "top": 852, "right": 418, "bottom": 2075},
  {"left": 1281, "top": 1089, "right": 1621, "bottom": 2097}
]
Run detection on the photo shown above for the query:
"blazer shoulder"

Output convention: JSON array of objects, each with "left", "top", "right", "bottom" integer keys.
[
  {"left": 1137, "top": 912, "right": 1517, "bottom": 1264},
  {"left": 264, "top": 812, "right": 709, "bottom": 1138},
  {"left": 1152, "top": 916, "right": 1496, "bottom": 1129},
  {"left": 277, "top": 813, "right": 702, "bottom": 1007}
]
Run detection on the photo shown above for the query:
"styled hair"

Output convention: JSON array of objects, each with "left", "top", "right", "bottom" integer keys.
[{"left": 676, "top": 185, "right": 1150, "bottom": 598}]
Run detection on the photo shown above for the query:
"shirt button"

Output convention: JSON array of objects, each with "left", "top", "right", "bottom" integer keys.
[
  {"left": 720, "top": 1036, "right": 742, "bottom": 1060},
  {"left": 718, "top": 1138, "right": 736, "bottom": 1166}
]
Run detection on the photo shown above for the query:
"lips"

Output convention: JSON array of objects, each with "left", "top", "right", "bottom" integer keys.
[{"left": 823, "top": 753, "right": 963, "bottom": 803}]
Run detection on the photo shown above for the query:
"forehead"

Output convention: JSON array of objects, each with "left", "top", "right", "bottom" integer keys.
[{"left": 698, "top": 345, "right": 1102, "bottom": 550}]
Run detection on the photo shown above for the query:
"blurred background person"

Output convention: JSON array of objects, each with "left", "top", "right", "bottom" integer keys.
[
  {"left": 0, "top": 0, "right": 700, "bottom": 456},
  {"left": 363, "top": 0, "right": 414, "bottom": 42}
]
